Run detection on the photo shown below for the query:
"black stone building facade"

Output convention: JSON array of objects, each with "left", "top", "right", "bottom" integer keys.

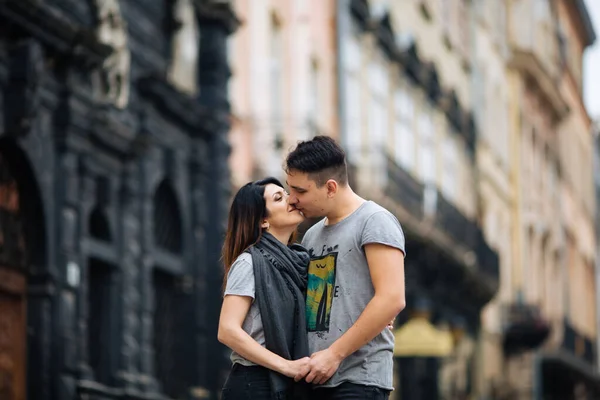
[{"left": 0, "top": 1, "right": 237, "bottom": 399}]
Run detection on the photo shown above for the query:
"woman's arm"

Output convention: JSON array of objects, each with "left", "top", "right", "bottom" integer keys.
[{"left": 218, "top": 294, "right": 309, "bottom": 378}]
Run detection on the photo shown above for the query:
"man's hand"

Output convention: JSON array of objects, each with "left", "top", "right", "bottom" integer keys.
[
  {"left": 304, "top": 348, "right": 343, "bottom": 385},
  {"left": 284, "top": 357, "right": 311, "bottom": 382}
]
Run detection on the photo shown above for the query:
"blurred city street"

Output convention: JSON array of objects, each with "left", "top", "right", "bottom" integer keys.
[{"left": 0, "top": 0, "right": 599, "bottom": 399}]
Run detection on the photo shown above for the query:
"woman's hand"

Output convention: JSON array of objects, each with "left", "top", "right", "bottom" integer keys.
[{"left": 280, "top": 357, "right": 311, "bottom": 381}]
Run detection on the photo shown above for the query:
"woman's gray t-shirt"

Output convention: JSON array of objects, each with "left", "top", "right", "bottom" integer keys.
[{"left": 223, "top": 252, "right": 265, "bottom": 366}]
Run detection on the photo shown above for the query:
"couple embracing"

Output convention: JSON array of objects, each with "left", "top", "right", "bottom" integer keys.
[{"left": 218, "top": 136, "right": 406, "bottom": 400}]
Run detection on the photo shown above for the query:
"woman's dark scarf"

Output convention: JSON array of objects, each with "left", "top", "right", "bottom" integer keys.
[{"left": 249, "top": 232, "right": 310, "bottom": 400}]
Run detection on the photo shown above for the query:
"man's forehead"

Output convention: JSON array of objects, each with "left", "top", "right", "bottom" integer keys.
[{"left": 286, "top": 172, "right": 313, "bottom": 189}]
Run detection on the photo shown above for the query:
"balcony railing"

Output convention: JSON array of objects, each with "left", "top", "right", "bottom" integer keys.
[
  {"left": 562, "top": 319, "right": 596, "bottom": 366},
  {"left": 476, "top": 230, "right": 501, "bottom": 281},
  {"left": 383, "top": 154, "right": 499, "bottom": 283},
  {"left": 384, "top": 155, "right": 424, "bottom": 220},
  {"left": 434, "top": 192, "right": 477, "bottom": 251}
]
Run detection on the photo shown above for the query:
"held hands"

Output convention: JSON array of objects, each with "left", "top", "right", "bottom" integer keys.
[
  {"left": 289, "top": 320, "right": 394, "bottom": 385},
  {"left": 287, "top": 349, "right": 344, "bottom": 384},
  {"left": 282, "top": 357, "right": 311, "bottom": 381},
  {"left": 289, "top": 349, "right": 342, "bottom": 384},
  {"left": 302, "top": 348, "right": 343, "bottom": 385}
]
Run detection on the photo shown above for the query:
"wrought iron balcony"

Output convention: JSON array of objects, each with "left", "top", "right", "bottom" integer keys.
[
  {"left": 562, "top": 319, "right": 596, "bottom": 366},
  {"left": 502, "top": 303, "right": 551, "bottom": 355},
  {"left": 384, "top": 155, "right": 424, "bottom": 221},
  {"left": 434, "top": 191, "right": 478, "bottom": 251},
  {"left": 476, "top": 230, "right": 501, "bottom": 282},
  {"left": 383, "top": 154, "right": 499, "bottom": 285}
]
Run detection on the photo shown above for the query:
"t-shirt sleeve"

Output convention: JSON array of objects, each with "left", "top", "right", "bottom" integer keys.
[
  {"left": 360, "top": 211, "right": 406, "bottom": 256},
  {"left": 224, "top": 254, "right": 255, "bottom": 299}
]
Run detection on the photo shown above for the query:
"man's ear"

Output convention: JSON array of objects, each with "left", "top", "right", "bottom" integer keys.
[{"left": 325, "top": 179, "right": 338, "bottom": 198}]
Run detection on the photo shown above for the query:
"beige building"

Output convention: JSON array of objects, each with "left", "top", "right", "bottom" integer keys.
[
  {"left": 499, "top": 0, "right": 600, "bottom": 399},
  {"left": 480, "top": 0, "right": 598, "bottom": 399},
  {"left": 228, "top": 0, "right": 338, "bottom": 188},
  {"left": 470, "top": 0, "right": 515, "bottom": 396}
]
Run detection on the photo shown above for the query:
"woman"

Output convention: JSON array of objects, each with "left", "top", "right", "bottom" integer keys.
[{"left": 218, "top": 177, "right": 311, "bottom": 400}]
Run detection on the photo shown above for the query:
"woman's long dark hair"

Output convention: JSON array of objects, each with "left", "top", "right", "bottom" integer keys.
[{"left": 221, "top": 177, "right": 297, "bottom": 287}]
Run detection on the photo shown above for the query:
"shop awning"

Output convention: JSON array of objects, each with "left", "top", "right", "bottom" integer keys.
[{"left": 393, "top": 317, "right": 454, "bottom": 357}]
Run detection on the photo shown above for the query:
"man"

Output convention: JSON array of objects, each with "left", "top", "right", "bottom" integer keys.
[{"left": 285, "top": 136, "right": 406, "bottom": 399}]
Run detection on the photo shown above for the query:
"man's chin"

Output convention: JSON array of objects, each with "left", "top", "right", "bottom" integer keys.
[
  {"left": 298, "top": 210, "right": 310, "bottom": 219},
  {"left": 299, "top": 211, "right": 314, "bottom": 219}
]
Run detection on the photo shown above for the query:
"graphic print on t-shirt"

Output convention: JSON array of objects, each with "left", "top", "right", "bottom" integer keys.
[{"left": 306, "top": 245, "right": 338, "bottom": 332}]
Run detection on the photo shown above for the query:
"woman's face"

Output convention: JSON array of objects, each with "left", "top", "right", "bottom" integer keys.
[{"left": 263, "top": 183, "right": 305, "bottom": 230}]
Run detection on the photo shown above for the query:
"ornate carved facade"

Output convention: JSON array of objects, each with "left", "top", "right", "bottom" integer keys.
[
  {"left": 95, "top": 0, "right": 131, "bottom": 108},
  {"left": 0, "top": 0, "right": 237, "bottom": 399}
]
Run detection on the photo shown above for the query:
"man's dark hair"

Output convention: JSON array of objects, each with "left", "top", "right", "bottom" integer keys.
[{"left": 285, "top": 135, "right": 348, "bottom": 187}]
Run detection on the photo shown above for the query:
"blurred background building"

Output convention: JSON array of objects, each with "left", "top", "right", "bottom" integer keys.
[
  {"left": 229, "top": 0, "right": 599, "bottom": 399},
  {"left": 227, "top": 0, "right": 339, "bottom": 187},
  {"left": 0, "top": 0, "right": 598, "bottom": 399}
]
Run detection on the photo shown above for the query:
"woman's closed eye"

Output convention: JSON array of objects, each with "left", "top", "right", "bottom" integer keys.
[{"left": 274, "top": 190, "right": 288, "bottom": 202}]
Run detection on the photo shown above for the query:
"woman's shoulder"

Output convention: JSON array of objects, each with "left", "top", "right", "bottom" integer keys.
[
  {"left": 225, "top": 252, "right": 256, "bottom": 296},
  {"left": 229, "top": 252, "right": 253, "bottom": 275},
  {"left": 235, "top": 251, "right": 252, "bottom": 264}
]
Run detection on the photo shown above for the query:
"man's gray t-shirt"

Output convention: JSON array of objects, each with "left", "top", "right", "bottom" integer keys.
[
  {"left": 223, "top": 252, "right": 265, "bottom": 366},
  {"left": 301, "top": 201, "right": 406, "bottom": 390}
]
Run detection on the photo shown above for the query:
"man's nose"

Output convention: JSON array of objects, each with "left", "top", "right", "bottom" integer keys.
[{"left": 288, "top": 194, "right": 298, "bottom": 205}]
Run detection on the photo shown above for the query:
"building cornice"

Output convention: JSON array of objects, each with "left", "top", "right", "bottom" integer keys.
[
  {"left": 0, "top": 0, "right": 113, "bottom": 67},
  {"left": 508, "top": 49, "right": 570, "bottom": 124},
  {"left": 195, "top": 0, "right": 241, "bottom": 34},
  {"left": 350, "top": 0, "right": 371, "bottom": 31},
  {"left": 573, "top": 0, "right": 596, "bottom": 47},
  {"left": 137, "top": 75, "right": 223, "bottom": 139}
]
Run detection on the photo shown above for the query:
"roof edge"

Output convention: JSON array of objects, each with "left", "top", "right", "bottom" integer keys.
[{"left": 574, "top": 0, "right": 596, "bottom": 47}]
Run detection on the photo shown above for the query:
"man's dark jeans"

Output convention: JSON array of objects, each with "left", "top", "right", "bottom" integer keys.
[
  {"left": 311, "top": 382, "right": 391, "bottom": 400},
  {"left": 221, "top": 364, "right": 272, "bottom": 399}
]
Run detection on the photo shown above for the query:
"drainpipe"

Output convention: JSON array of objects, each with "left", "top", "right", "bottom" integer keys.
[{"left": 507, "top": 69, "right": 524, "bottom": 302}]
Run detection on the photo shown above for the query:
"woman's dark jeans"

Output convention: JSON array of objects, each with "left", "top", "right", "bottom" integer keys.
[{"left": 221, "top": 363, "right": 272, "bottom": 399}]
